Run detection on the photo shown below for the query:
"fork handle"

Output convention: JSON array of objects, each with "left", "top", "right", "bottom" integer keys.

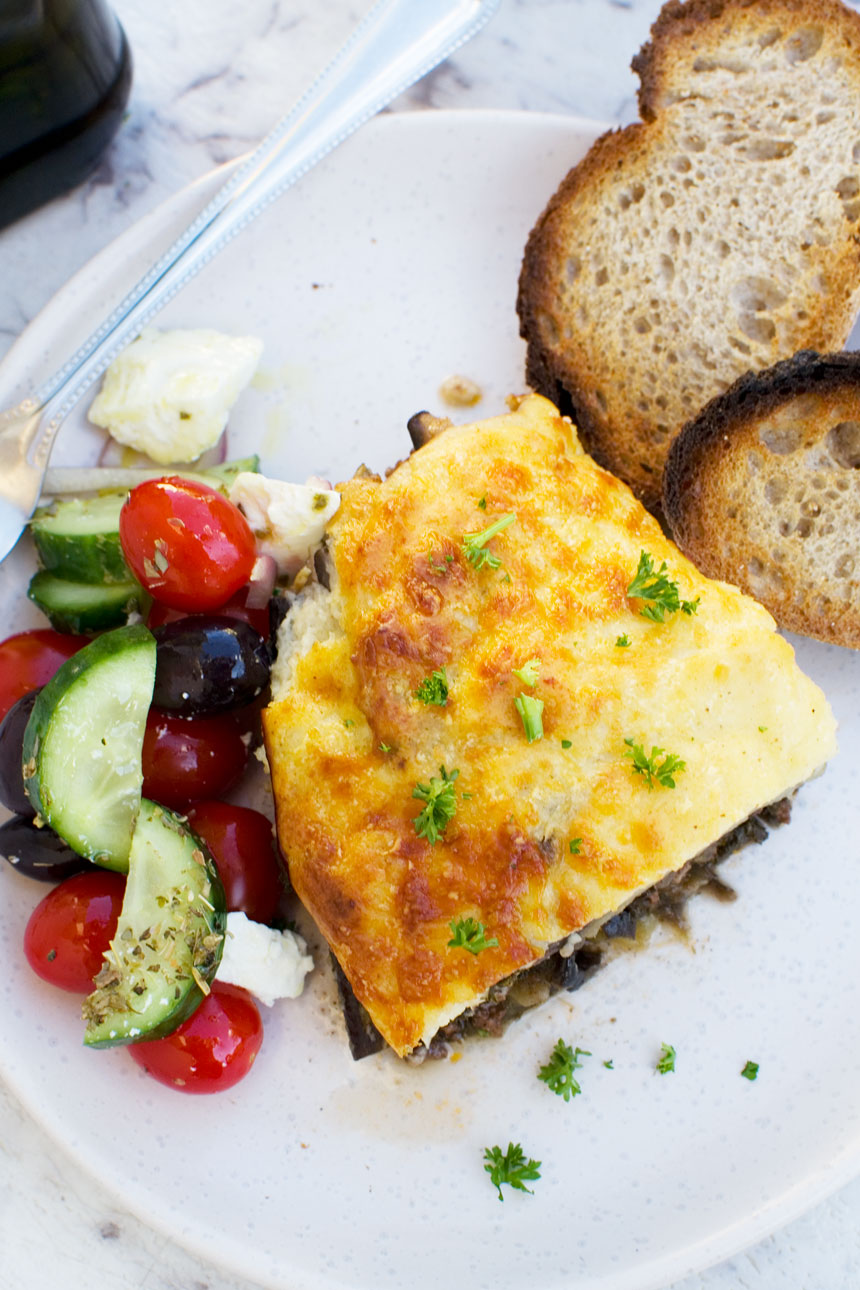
[{"left": 26, "top": 0, "right": 498, "bottom": 445}]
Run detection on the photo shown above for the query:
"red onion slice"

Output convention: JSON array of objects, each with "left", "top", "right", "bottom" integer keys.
[{"left": 245, "top": 554, "right": 278, "bottom": 608}]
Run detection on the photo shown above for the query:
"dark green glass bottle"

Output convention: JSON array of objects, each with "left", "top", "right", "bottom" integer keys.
[{"left": 0, "top": 0, "right": 132, "bottom": 228}]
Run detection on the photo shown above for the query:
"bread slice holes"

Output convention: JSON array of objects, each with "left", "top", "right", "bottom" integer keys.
[
  {"left": 853, "top": 142, "right": 860, "bottom": 164},
  {"left": 594, "top": 389, "right": 608, "bottom": 413},
  {"left": 744, "top": 138, "right": 796, "bottom": 161},
  {"left": 732, "top": 276, "right": 788, "bottom": 313},
  {"left": 730, "top": 337, "right": 752, "bottom": 356},
  {"left": 595, "top": 267, "right": 609, "bottom": 287},
  {"left": 759, "top": 424, "right": 801, "bottom": 455},
  {"left": 765, "top": 477, "right": 788, "bottom": 505},
  {"left": 634, "top": 317, "right": 651, "bottom": 334},
  {"left": 658, "top": 254, "right": 675, "bottom": 287},
  {"left": 837, "top": 176, "right": 860, "bottom": 199},
  {"left": 836, "top": 554, "right": 855, "bottom": 578},
  {"left": 739, "top": 313, "right": 776, "bottom": 343},
  {"left": 817, "top": 111, "right": 836, "bottom": 125},
  {"left": 800, "top": 498, "right": 821, "bottom": 518},
  {"left": 759, "top": 27, "right": 782, "bottom": 49},
  {"left": 661, "top": 192, "right": 675, "bottom": 208},
  {"left": 842, "top": 200, "right": 860, "bottom": 222},
  {"left": 667, "top": 227, "right": 680, "bottom": 249},
  {"left": 784, "top": 26, "right": 824, "bottom": 64},
  {"left": 683, "top": 134, "right": 706, "bottom": 153},
  {"left": 796, "top": 517, "right": 813, "bottom": 538},
  {"left": 565, "top": 256, "right": 581, "bottom": 283},
  {"left": 747, "top": 450, "right": 763, "bottom": 474},
  {"left": 672, "top": 155, "right": 692, "bottom": 174},
  {"left": 692, "top": 55, "right": 752, "bottom": 74},
  {"left": 827, "top": 420, "right": 860, "bottom": 468}
]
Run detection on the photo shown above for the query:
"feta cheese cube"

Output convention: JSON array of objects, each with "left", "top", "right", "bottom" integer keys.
[
  {"left": 229, "top": 472, "right": 340, "bottom": 575},
  {"left": 217, "top": 911, "right": 313, "bottom": 1007},
  {"left": 88, "top": 327, "right": 263, "bottom": 464}
]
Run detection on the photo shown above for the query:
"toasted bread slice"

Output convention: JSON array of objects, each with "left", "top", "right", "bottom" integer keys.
[
  {"left": 663, "top": 349, "right": 860, "bottom": 647},
  {"left": 518, "top": 0, "right": 860, "bottom": 509}
]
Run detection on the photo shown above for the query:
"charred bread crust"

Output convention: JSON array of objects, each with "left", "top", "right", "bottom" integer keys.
[
  {"left": 517, "top": 0, "right": 860, "bottom": 511},
  {"left": 517, "top": 123, "right": 667, "bottom": 490},
  {"left": 633, "top": 0, "right": 860, "bottom": 121},
  {"left": 663, "top": 348, "right": 860, "bottom": 647}
]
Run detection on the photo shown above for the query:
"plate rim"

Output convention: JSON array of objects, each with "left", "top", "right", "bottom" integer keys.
[{"left": 0, "top": 105, "right": 857, "bottom": 1290}]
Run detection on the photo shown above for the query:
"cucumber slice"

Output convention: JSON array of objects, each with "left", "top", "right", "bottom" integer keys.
[
  {"left": 27, "top": 570, "right": 147, "bottom": 634},
  {"left": 30, "top": 492, "right": 131, "bottom": 583},
  {"left": 22, "top": 625, "right": 156, "bottom": 871},
  {"left": 83, "top": 799, "right": 226, "bottom": 1047}
]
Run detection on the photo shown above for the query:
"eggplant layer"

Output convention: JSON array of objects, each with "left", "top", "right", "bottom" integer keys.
[{"left": 333, "top": 797, "right": 792, "bottom": 1061}]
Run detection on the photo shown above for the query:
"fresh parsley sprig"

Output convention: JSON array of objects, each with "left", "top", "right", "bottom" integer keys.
[
  {"left": 741, "top": 1060, "right": 760, "bottom": 1081},
  {"left": 627, "top": 550, "right": 699, "bottom": 622},
  {"left": 656, "top": 1042, "right": 676, "bottom": 1074},
  {"left": 462, "top": 512, "right": 516, "bottom": 570},
  {"left": 483, "top": 1143, "right": 541, "bottom": 1201},
  {"left": 514, "top": 693, "right": 544, "bottom": 743},
  {"left": 447, "top": 917, "right": 498, "bottom": 955},
  {"left": 414, "top": 667, "right": 449, "bottom": 706},
  {"left": 537, "top": 1039, "right": 592, "bottom": 1102},
  {"left": 412, "top": 766, "right": 459, "bottom": 845},
  {"left": 624, "top": 739, "right": 686, "bottom": 789},
  {"left": 513, "top": 658, "right": 541, "bottom": 687}
]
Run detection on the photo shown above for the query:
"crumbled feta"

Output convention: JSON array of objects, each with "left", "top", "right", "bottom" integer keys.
[
  {"left": 229, "top": 472, "right": 340, "bottom": 575},
  {"left": 88, "top": 327, "right": 263, "bottom": 464},
  {"left": 217, "top": 911, "right": 313, "bottom": 1006}
]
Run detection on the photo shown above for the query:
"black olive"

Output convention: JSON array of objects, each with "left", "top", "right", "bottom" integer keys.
[
  {"left": 269, "top": 591, "right": 291, "bottom": 641},
  {"left": 153, "top": 615, "right": 271, "bottom": 716},
  {"left": 0, "top": 690, "right": 38, "bottom": 817},
  {"left": 0, "top": 815, "right": 90, "bottom": 882}
]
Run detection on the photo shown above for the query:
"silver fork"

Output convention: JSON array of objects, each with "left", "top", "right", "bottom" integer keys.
[{"left": 0, "top": 0, "right": 499, "bottom": 564}]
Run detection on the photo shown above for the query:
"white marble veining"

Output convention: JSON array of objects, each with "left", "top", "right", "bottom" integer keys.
[{"left": 1, "top": 1, "right": 859, "bottom": 1287}]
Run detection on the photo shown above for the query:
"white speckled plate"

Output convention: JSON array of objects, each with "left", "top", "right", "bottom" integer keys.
[{"left": 0, "top": 110, "right": 859, "bottom": 1290}]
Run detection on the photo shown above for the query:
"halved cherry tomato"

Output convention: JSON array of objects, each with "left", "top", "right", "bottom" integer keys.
[
  {"left": 23, "top": 869, "right": 125, "bottom": 993},
  {"left": 146, "top": 590, "right": 271, "bottom": 639},
  {"left": 187, "top": 801, "right": 285, "bottom": 924},
  {"left": 142, "top": 710, "right": 248, "bottom": 807},
  {"left": 127, "top": 982, "right": 263, "bottom": 1093},
  {"left": 0, "top": 629, "right": 84, "bottom": 722},
  {"left": 119, "top": 477, "right": 256, "bottom": 611}
]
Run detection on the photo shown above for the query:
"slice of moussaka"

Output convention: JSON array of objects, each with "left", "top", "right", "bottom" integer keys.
[{"left": 262, "top": 393, "right": 836, "bottom": 1060}]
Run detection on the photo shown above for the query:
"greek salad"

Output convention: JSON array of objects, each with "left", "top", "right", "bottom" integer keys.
[{"left": 0, "top": 328, "right": 330, "bottom": 1094}]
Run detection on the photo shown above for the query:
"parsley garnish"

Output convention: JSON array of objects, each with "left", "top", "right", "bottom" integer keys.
[
  {"left": 343, "top": 718, "right": 355, "bottom": 728},
  {"left": 616, "top": 634, "right": 631, "bottom": 648},
  {"left": 514, "top": 693, "right": 544, "bottom": 743},
  {"left": 414, "top": 667, "right": 449, "bottom": 706},
  {"left": 412, "top": 767, "right": 459, "bottom": 845},
  {"left": 624, "top": 739, "right": 686, "bottom": 789},
  {"left": 483, "top": 1143, "right": 541, "bottom": 1201},
  {"left": 560, "top": 738, "right": 572, "bottom": 749},
  {"left": 513, "top": 657, "right": 540, "bottom": 688},
  {"left": 477, "top": 495, "right": 487, "bottom": 510},
  {"left": 379, "top": 742, "right": 392, "bottom": 753},
  {"left": 656, "top": 1042, "right": 676, "bottom": 1074},
  {"left": 569, "top": 838, "right": 582, "bottom": 854},
  {"left": 741, "top": 1060, "right": 759, "bottom": 1081},
  {"left": 447, "top": 917, "right": 498, "bottom": 955},
  {"left": 603, "top": 1059, "right": 614, "bottom": 1070},
  {"left": 627, "top": 550, "right": 700, "bottom": 622},
  {"left": 537, "top": 1039, "right": 591, "bottom": 1101},
  {"left": 462, "top": 512, "right": 516, "bottom": 570}
]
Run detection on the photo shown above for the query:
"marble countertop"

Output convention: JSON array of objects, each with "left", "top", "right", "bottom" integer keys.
[{"left": 2, "top": 1, "right": 859, "bottom": 1287}]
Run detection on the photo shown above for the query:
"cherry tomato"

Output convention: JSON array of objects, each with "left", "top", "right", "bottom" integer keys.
[
  {"left": 23, "top": 869, "right": 125, "bottom": 993},
  {"left": 0, "top": 629, "right": 84, "bottom": 722},
  {"left": 146, "top": 590, "right": 271, "bottom": 639},
  {"left": 142, "top": 710, "right": 248, "bottom": 807},
  {"left": 119, "top": 477, "right": 256, "bottom": 612},
  {"left": 127, "top": 982, "right": 263, "bottom": 1093},
  {"left": 187, "top": 801, "right": 285, "bottom": 924}
]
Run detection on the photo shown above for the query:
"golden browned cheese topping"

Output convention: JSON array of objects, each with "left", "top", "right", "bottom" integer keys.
[{"left": 263, "top": 394, "right": 836, "bottom": 1057}]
